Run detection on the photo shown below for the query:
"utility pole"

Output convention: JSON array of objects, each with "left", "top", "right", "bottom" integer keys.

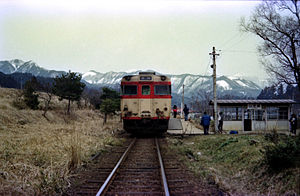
[
  {"left": 209, "top": 47, "right": 219, "bottom": 132},
  {"left": 181, "top": 84, "right": 184, "bottom": 119}
]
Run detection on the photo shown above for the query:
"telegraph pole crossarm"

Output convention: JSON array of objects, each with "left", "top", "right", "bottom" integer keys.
[{"left": 209, "top": 47, "right": 219, "bottom": 133}]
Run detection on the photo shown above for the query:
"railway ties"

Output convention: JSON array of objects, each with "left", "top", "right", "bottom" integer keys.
[
  {"left": 67, "top": 137, "right": 223, "bottom": 196},
  {"left": 97, "top": 137, "right": 169, "bottom": 196},
  {"left": 65, "top": 140, "right": 134, "bottom": 196}
]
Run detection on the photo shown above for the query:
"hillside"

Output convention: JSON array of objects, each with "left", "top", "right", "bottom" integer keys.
[{"left": 0, "top": 87, "right": 122, "bottom": 195}]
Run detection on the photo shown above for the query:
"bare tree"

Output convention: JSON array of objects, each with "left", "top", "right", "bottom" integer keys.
[
  {"left": 195, "top": 89, "right": 213, "bottom": 114},
  {"left": 241, "top": 0, "right": 300, "bottom": 90},
  {"left": 41, "top": 83, "right": 53, "bottom": 120}
]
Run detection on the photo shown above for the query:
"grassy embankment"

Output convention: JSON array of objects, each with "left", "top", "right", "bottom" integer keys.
[
  {"left": 168, "top": 134, "right": 300, "bottom": 195},
  {"left": 0, "top": 87, "right": 123, "bottom": 195}
]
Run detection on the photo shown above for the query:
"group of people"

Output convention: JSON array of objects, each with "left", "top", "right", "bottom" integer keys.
[
  {"left": 172, "top": 104, "right": 224, "bottom": 135},
  {"left": 172, "top": 104, "right": 190, "bottom": 121},
  {"left": 200, "top": 111, "right": 224, "bottom": 135}
]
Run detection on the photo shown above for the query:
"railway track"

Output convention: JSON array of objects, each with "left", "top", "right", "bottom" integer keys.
[
  {"left": 97, "top": 137, "right": 168, "bottom": 195},
  {"left": 66, "top": 137, "right": 223, "bottom": 196}
]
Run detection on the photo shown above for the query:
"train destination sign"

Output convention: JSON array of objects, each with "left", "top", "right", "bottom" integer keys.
[{"left": 140, "top": 76, "right": 152, "bottom": 80}]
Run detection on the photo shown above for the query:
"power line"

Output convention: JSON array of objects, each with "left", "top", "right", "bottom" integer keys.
[
  {"left": 221, "top": 33, "right": 248, "bottom": 51},
  {"left": 204, "top": 56, "right": 212, "bottom": 77},
  {"left": 219, "top": 31, "right": 243, "bottom": 49},
  {"left": 221, "top": 49, "right": 258, "bottom": 54}
]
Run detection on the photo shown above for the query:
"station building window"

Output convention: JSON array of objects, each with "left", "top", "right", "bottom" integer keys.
[
  {"left": 253, "top": 110, "right": 265, "bottom": 121},
  {"left": 279, "top": 107, "right": 288, "bottom": 119},
  {"left": 267, "top": 107, "right": 278, "bottom": 120},
  {"left": 220, "top": 107, "right": 242, "bottom": 121},
  {"left": 267, "top": 107, "right": 288, "bottom": 120}
]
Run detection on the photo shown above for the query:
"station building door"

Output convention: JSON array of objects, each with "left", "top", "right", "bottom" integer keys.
[
  {"left": 244, "top": 109, "right": 266, "bottom": 131},
  {"left": 244, "top": 110, "right": 251, "bottom": 131}
]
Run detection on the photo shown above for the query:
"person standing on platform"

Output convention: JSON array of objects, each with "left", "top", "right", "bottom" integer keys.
[
  {"left": 183, "top": 104, "right": 189, "bottom": 121},
  {"left": 201, "top": 111, "right": 211, "bottom": 135},
  {"left": 218, "top": 112, "right": 224, "bottom": 133},
  {"left": 172, "top": 105, "right": 178, "bottom": 118},
  {"left": 289, "top": 114, "right": 297, "bottom": 135}
]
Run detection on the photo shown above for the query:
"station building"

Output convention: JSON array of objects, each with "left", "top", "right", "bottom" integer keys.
[{"left": 210, "top": 99, "right": 295, "bottom": 132}]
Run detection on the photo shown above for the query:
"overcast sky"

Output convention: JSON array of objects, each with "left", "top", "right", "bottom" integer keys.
[{"left": 0, "top": 0, "right": 266, "bottom": 79}]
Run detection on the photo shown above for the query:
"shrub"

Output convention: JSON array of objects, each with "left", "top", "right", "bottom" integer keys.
[
  {"left": 264, "top": 136, "right": 300, "bottom": 171},
  {"left": 12, "top": 95, "right": 27, "bottom": 109},
  {"left": 24, "top": 91, "right": 39, "bottom": 110},
  {"left": 264, "top": 129, "right": 279, "bottom": 144}
]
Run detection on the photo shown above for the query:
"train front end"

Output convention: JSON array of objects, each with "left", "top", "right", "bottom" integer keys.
[{"left": 121, "top": 72, "right": 171, "bottom": 134}]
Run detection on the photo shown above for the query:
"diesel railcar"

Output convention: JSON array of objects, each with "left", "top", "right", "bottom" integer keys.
[{"left": 121, "top": 72, "right": 171, "bottom": 134}]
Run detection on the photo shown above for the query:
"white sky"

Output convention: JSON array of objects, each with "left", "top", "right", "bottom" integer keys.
[{"left": 0, "top": 0, "right": 266, "bottom": 79}]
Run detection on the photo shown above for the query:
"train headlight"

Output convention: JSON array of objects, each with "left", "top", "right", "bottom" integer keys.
[
  {"left": 125, "top": 76, "right": 132, "bottom": 81},
  {"left": 161, "top": 76, "right": 166, "bottom": 81},
  {"left": 164, "top": 107, "right": 168, "bottom": 111}
]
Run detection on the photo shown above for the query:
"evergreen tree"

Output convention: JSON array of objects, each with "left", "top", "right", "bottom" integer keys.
[
  {"left": 52, "top": 71, "right": 85, "bottom": 114},
  {"left": 100, "top": 87, "right": 119, "bottom": 100},
  {"left": 99, "top": 87, "right": 120, "bottom": 124},
  {"left": 277, "top": 84, "right": 284, "bottom": 98},
  {"left": 23, "top": 77, "right": 39, "bottom": 110}
]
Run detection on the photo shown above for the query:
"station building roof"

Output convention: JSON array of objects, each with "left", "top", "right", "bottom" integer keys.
[{"left": 210, "top": 99, "right": 296, "bottom": 105}]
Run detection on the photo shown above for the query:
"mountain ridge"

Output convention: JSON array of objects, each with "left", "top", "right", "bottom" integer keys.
[
  {"left": 0, "top": 59, "right": 66, "bottom": 78},
  {"left": 0, "top": 59, "right": 262, "bottom": 99}
]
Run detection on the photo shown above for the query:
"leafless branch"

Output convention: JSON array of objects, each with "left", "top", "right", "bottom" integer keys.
[{"left": 241, "top": 0, "right": 300, "bottom": 90}]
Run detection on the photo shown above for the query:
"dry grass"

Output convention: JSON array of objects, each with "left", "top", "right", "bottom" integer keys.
[
  {"left": 167, "top": 135, "right": 300, "bottom": 195},
  {"left": 0, "top": 88, "right": 123, "bottom": 195}
]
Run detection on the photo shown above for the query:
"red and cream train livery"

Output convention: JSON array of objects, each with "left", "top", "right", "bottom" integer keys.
[{"left": 121, "top": 72, "right": 171, "bottom": 133}]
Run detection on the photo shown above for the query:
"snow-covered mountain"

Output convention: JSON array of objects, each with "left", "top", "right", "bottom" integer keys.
[
  {"left": 82, "top": 70, "right": 261, "bottom": 98},
  {"left": 171, "top": 74, "right": 260, "bottom": 97},
  {"left": 0, "top": 59, "right": 262, "bottom": 98},
  {"left": 0, "top": 59, "right": 65, "bottom": 77},
  {"left": 228, "top": 74, "right": 269, "bottom": 89},
  {"left": 83, "top": 70, "right": 124, "bottom": 86}
]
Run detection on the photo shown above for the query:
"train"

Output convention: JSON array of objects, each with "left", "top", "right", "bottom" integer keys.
[{"left": 120, "top": 72, "right": 171, "bottom": 134}]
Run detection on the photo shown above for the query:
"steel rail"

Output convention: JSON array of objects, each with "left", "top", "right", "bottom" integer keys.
[
  {"left": 155, "top": 138, "right": 170, "bottom": 196},
  {"left": 96, "top": 138, "right": 136, "bottom": 196}
]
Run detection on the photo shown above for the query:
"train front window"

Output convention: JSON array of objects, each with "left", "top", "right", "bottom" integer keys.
[
  {"left": 142, "top": 85, "right": 150, "bottom": 95},
  {"left": 123, "top": 85, "right": 137, "bottom": 95},
  {"left": 154, "top": 85, "right": 171, "bottom": 95}
]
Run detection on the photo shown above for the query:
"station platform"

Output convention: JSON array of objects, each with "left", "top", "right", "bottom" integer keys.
[
  {"left": 167, "top": 118, "right": 300, "bottom": 135},
  {"left": 167, "top": 118, "right": 205, "bottom": 135}
]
